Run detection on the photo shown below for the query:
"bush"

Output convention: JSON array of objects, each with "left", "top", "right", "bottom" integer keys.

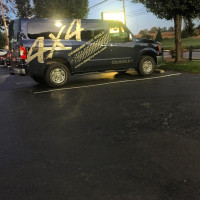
[{"left": 141, "top": 33, "right": 153, "bottom": 40}]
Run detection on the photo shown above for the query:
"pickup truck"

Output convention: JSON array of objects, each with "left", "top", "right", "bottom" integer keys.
[{"left": 9, "top": 18, "right": 163, "bottom": 87}]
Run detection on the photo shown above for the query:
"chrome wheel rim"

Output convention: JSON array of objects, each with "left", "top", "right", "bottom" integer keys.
[
  {"left": 50, "top": 68, "right": 66, "bottom": 84},
  {"left": 142, "top": 60, "right": 153, "bottom": 74}
]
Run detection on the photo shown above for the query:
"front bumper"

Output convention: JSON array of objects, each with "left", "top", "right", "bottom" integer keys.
[{"left": 156, "top": 55, "right": 164, "bottom": 67}]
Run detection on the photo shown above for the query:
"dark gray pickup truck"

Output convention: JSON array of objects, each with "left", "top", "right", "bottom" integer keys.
[{"left": 9, "top": 18, "right": 163, "bottom": 87}]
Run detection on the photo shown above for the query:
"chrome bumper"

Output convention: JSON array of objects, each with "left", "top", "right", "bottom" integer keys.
[{"left": 13, "top": 68, "right": 26, "bottom": 75}]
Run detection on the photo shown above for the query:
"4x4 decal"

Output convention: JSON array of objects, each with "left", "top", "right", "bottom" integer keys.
[
  {"left": 72, "top": 32, "right": 111, "bottom": 69},
  {"left": 25, "top": 19, "right": 110, "bottom": 68}
]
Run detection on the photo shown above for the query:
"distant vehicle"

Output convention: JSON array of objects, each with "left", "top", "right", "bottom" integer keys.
[
  {"left": 0, "top": 56, "right": 5, "bottom": 65},
  {"left": 0, "top": 49, "right": 8, "bottom": 65},
  {"left": 5, "top": 51, "right": 11, "bottom": 67},
  {"left": 0, "top": 49, "right": 7, "bottom": 56},
  {"left": 9, "top": 18, "right": 164, "bottom": 87}
]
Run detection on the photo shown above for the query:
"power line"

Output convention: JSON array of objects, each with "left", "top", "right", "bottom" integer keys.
[
  {"left": 127, "top": 11, "right": 148, "bottom": 17},
  {"left": 88, "top": 0, "right": 109, "bottom": 10},
  {"left": 88, "top": 0, "right": 116, "bottom": 15}
]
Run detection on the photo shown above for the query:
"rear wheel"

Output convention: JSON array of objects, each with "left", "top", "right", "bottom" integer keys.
[
  {"left": 45, "top": 62, "right": 70, "bottom": 88},
  {"left": 138, "top": 56, "right": 155, "bottom": 76}
]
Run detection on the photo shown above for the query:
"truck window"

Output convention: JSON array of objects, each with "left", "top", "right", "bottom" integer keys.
[
  {"left": 9, "top": 20, "right": 20, "bottom": 41},
  {"left": 28, "top": 21, "right": 106, "bottom": 41},
  {"left": 81, "top": 22, "right": 105, "bottom": 41},
  {"left": 9, "top": 21, "right": 14, "bottom": 41},
  {"left": 9, "top": 20, "right": 20, "bottom": 49},
  {"left": 27, "top": 22, "right": 71, "bottom": 39},
  {"left": 109, "top": 25, "right": 129, "bottom": 43}
]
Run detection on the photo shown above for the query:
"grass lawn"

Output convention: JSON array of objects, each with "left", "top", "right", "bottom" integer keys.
[
  {"left": 161, "top": 38, "right": 200, "bottom": 49},
  {"left": 161, "top": 61, "right": 200, "bottom": 74}
]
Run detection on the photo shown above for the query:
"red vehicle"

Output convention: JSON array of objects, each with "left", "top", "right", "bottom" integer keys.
[{"left": 5, "top": 51, "right": 11, "bottom": 66}]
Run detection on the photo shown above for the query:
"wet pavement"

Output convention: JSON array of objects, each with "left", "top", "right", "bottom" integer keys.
[{"left": 1, "top": 66, "right": 200, "bottom": 200}]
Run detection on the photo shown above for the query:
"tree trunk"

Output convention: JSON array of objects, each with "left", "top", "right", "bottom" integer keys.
[{"left": 174, "top": 14, "right": 182, "bottom": 62}]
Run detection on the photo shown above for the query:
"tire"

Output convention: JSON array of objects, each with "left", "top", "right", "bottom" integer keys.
[
  {"left": 45, "top": 62, "right": 70, "bottom": 88},
  {"left": 138, "top": 56, "right": 155, "bottom": 76}
]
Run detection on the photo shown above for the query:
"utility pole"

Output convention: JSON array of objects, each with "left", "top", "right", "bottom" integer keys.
[
  {"left": 123, "top": 0, "right": 126, "bottom": 25},
  {"left": 0, "top": 0, "right": 9, "bottom": 49}
]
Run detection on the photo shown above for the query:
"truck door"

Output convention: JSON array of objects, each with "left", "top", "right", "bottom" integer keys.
[
  {"left": 107, "top": 23, "right": 136, "bottom": 70},
  {"left": 72, "top": 21, "right": 112, "bottom": 73}
]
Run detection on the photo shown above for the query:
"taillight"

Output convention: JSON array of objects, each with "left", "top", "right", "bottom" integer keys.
[
  {"left": 19, "top": 46, "right": 27, "bottom": 60},
  {"left": 7, "top": 53, "right": 10, "bottom": 58}
]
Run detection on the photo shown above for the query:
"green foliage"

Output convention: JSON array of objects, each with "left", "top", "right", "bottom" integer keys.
[
  {"left": 149, "top": 27, "right": 157, "bottom": 33},
  {"left": 15, "top": 0, "right": 33, "bottom": 17},
  {"left": 156, "top": 29, "right": 163, "bottom": 41},
  {"left": 33, "top": 0, "right": 89, "bottom": 18},
  {"left": 139, "top": 29, "right": 148, "bottom": 35},
  {"left": 162, "top": 62, "right": 200, "bottom": 74},
  {"left": 133, "top": 0, "right": 200, "bottom": 61},
  {"left": 138, "top": 29, "right": 153, "bottom": 39},
  {"left": 181, "top": 18, "right": 195, "bottom": 38},
  {"left": 133, "top": 0, "right": 200, "bottom": 20},
  {"left": 160, "top": 38, "right": 200, "bottom": 49},
  {"left": 194, "top": 26, "right": 200, "bottom": 37},
  {"left": 0, "top": 31, "right": 7, "bottom": 48},
  {"left": 162, "top": 27, "right": 167, "bottom": 32},
  {"left": 168, "top": 26, "right": 174, "bottom": 32},
  {"left": 141, "top": 33, "right": 153, "bottom": 40}
]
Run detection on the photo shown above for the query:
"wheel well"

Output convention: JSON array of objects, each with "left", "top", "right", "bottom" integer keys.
[
  {"left": 45, "top": 58, "right": 72, "bottom": 73},
  {"left": 137, "top": 52, "right": 157, "bottom": 68}
]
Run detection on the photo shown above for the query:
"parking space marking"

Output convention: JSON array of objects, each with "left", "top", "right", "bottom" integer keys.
[
  {"left": 33, "top": 73, "right": 181, "bottom": 95},
  {"left": 16, "top": 81, "right": 35, "bottom": 85}
]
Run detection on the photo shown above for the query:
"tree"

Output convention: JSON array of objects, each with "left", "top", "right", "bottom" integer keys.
[
  {"left": 182, "top": 18, "right": 195, "bottom": 38},
  {"left": 149, "top": 26, "right": 158, "bottom": 33},
  {"left": 194, "top": 25, "right": 200, "bottom": 37},
  {"left": 133, "top": 0, "right": 200, "bottom": 62},
  {"left": 15, "top": 0, "right": 33, "bottom": 18},
  {"left": 168, "top": 26, "right": 174, "bottom": 32},
  {"left": 139, "top": 29, "right": 148, "bottom": 35},
  {"left": 0, "top": 0, "right": 15, "bottom": 30},
  {"left": 156, "top": 29, "right": 163, "bottom": 41},
  {"left": 33, "top": 0, "right": 89, "bottom": 19},
  {"left": 162, "top": 27, "right": 167, "bottom": 32},
  {"left": 0, "top": 31, "right": 7, "bottom": 48},
  {"left": 138, "top": 29, "right": 152, "bottom": 39}
]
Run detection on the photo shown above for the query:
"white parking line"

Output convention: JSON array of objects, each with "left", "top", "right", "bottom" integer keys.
[
  {"left": 16, "top": 81, "right": 35, "bottom": 85},
  {"left": 33, "top": 73, "right": 181, "bottom": 95}
]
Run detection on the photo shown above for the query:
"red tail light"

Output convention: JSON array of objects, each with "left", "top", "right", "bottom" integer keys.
[
  {"left": 20, "top": 46, "right": 27, "bottom": 60},
  {"left": 7, "top": 53, "right": 10, "bottom": 58}
]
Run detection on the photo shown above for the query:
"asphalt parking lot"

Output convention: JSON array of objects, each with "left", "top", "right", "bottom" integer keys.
[{"left": 1, "top": 66, "right": 200, "bottom": 200}]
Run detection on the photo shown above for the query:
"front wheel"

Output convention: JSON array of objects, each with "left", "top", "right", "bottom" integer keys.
[
  {"left": 45, "top": 62, "right": 70, "bottom": 88},
  {"left": 138, "top": 56, "right": 155, "bottom": 76}
]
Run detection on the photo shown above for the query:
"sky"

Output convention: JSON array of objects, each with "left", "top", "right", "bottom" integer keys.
[
  {"left": 2, "top": 0, "right": 199, "bottom": 35},
  {"left": 88, "top": 0, "right": 175, "bottom": 35}
]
